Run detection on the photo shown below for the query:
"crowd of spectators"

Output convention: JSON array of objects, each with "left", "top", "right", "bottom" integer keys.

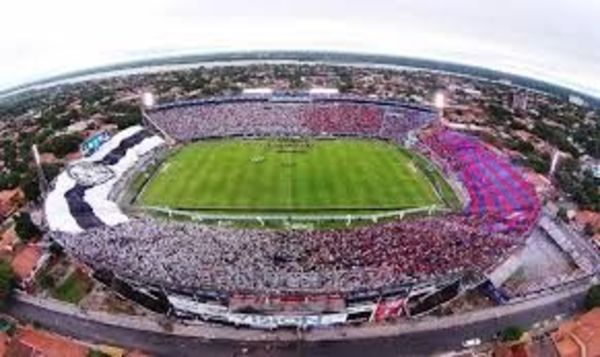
[
  {"left": 419, "top": 126, "right": 541, "bottom": 233},
  {"left": 151, "top": 102, "right": 308, "bottom": 140},
  {"left": 42, "top": 99, "right": 541, "bottom": 298},
  {"left": 50, "top": 215, "right": 519, "bottom": 295},
  {"left": 148, "top": 98, "right": 435, "bottom": 142},
  {"left": 379, "top": 109, "right": 434, "bottom": 143},
  {"left": 304, "top": 103, "right": 382, "bottom": 135}
]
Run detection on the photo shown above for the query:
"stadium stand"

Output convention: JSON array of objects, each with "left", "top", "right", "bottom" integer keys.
[
  {"left": 147, "top": 96, "right": 436, "bottom": 141},
  {"left": 419, "top": 126, "right": 540, "bottom": 234},
  {"left": 44, "top": 126, "right": 165, "bottom": 233},
  {"left": 304, "top": 103, "right": 383, "bottom": 135},
  {"left": 50, "top": 215, "right": 518, "bottom": 295},
  {"left": 42, "top": 95, "right": 542, "bottom": 327}
]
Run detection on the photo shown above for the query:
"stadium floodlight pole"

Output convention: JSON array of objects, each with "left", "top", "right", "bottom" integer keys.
[
  {"left": 434, "top": 91, "right": 446, "bottom": 122},
  {"left": 549, "top": 149, "right": 562, "bottom": 177},
  {"left": 139, "top": 91, "right": 176, "bottom": 145},
  {"left": 31, "top": 144, "right": 49, "bottom": 198},
  {"left": 141, "top": 91, "right": 155, "bottom": 109}
]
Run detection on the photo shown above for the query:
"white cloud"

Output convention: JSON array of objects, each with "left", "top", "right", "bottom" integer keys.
[{"left": 1, "top": 0, "right": 599, "bottom": 97}]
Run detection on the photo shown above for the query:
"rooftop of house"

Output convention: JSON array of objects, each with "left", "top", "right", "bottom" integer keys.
[
  {"left": 574, "top": 210, "right": 600, "bottom": 231},
  {"left": 10, "top": 244, "right": 42, "bottom": 281},
  {"left": 0, "top": 227, "right": 18, "bottom": 255},
  {"left": 552, "top": 308, "right": 600, "bottom": 357},
  {"left": 0, "top": 331, "right": 8, "bottom": 357},
  {"left": 9, "top": 327, "right": 89, "bottom": 357},
  {"left": 0, "top": 188, "right": 24, "bottom": 206}
]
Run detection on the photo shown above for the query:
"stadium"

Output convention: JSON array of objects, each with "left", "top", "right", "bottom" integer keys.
[{"left": 43, "top": 90, "right": 541, "bottom": 329}]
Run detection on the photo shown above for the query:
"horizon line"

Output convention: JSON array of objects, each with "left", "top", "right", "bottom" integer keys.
[{"left": 1, "top": 50, "right": 598, "bottom": 103}]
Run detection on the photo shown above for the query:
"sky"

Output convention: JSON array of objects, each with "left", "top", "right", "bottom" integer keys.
[{"left": 1, "top": 0, "right": 599, "bottom": 97}]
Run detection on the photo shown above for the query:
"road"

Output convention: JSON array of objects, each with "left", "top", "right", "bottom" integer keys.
[{"left": 7, "top": 287, "right": 587, "bottom": 357}]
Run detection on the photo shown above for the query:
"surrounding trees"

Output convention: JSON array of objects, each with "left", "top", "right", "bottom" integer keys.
[
  {"left": 2, "top": 140, "right": 18, "bottom": 169},
  {"left": 41, "top": 163, "right": 63, "bottom": 182},
  {"left": 0, "top": 261, "right": 15, "bottom": 306},
  {"left": 103, "top": 103, "right": 142, "bottom": 130},
  {"left": 584, "top": 223, "right": 596, "bottom": 237},
  {"left": 48, "top": 241, "right": 64, "bottom": 257},
  {"left": 557, "top": 207, "right": 569, "bottom": 222},
  {"left": 573, "top": 121, "right": 600, "bottom": 159},
  {"left": 38, "top": 274, "right": 55, "bottom": 290},
  {"left": 14, "top": 212, "right": 40, "bottom": 242},
  {"left": 0, "top": 172, "right": 21, "bottom": 191},
  {"left": 40, "top": 133, "right": 83, "bottom": 158},
  {"left": 487, "top": 103, "right": 512, "bottom": 125},
  {"left": 585, "top": 285, "right": 600, "bottom": 311},
  {"left": 525, "top": 153, "right": 551, "bottom": 174},
  {"left": 555, "top": 159, "right": 600, "bottom": 212},
  {"left": 19, "top": 174, "right": 40, "bottom": 203},
  {"left": 531, "top": 121, "right": 579, "bottom": 157},
  {"left": 500, "top": 326, "right": 525, "bottom": 342}
]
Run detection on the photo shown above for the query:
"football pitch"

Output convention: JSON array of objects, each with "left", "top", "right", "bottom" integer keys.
[{"left": 138, "top": 139, "right": 447, "bottom": 213}]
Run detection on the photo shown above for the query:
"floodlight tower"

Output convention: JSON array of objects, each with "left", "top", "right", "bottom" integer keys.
[
  {"left": 31, "top": 144, "right": 49, "bottom": 198},
  {"left": 141, "top": 91, "right": 155, "bottom": 109},
  {"left": 434, "top": 91, "right": 446, "bottom": 121},
  {"left": 139, "top": 91, "right": 155, "bottom": 127},
  {"left": 549, "top": 149, "right": 562, "bottom": 177},
  {"left": 139, "top": 91, "right": 174, "bottom": 144}
]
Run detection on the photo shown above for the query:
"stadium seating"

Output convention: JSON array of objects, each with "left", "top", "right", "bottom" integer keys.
[
  {"left": 44, "top": 126, "right": 165, "bottom": 233},
  {"left": 50, "top": 215, "right": 518, "bottom": 295},
  {"left": 147, "top": 96, "right": 436, "bottom": 141},
  {"left": 304, "top": 103, "right": 383, "bottom": 135},
  {"left": 44, "top": 97, "right": 541, "bottom": 318},
  {"left": 419, "top": 127, "right": 540, "bottom": 234}
]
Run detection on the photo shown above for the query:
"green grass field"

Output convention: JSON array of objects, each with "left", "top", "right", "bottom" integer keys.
[
  {"left": 52, "top": 270, "right": 93, "bottom": 304},
  {"left": 138, "top": 139, "right": 447, "bottom": 213}
]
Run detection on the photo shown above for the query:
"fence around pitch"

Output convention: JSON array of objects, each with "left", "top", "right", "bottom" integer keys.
[{"left": 137, "top": 204, "right": 451, "bottom": 224}]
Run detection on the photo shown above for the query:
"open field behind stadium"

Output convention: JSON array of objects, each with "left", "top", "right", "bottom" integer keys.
[{"left": 138, "top": 139, "right": 447, "bottom": 213}]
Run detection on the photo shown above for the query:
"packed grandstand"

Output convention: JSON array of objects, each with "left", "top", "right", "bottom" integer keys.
[
  {"left": 148, "top": 95, "right": 434, "bottom": 142},
  {"left": 43, "top": 93, "right": 541, "bottom": 328}
]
